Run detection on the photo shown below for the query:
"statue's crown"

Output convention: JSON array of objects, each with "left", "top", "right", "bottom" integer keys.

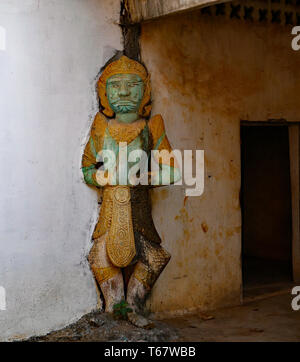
[{"left": 99, "top": 56, "right": 148, "bottom": 85}]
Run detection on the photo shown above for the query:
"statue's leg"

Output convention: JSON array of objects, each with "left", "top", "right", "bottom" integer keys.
[
  {"left": 88, "top": 233, "right": 124, "bottom": 313},
  {"left": 127, "top": 237, "right": 171, "bottom": 328}
]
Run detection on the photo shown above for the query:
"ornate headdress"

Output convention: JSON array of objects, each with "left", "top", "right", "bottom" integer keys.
[{"left": 98, "top": 56, "right": 151, "bottom": 118}]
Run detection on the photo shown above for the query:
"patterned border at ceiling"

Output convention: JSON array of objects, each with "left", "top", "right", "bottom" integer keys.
[
  {"left": 125, "top": 0, "right": 232, "bottom": 23},
  {"left": 200, "top": 0, "right": 300, "bottom": 25},
  {"left": 125, "top": 0, "right": 300, "bottom": 25}
]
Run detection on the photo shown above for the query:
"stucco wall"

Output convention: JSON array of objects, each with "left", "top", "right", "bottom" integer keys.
[
  {"left": 0, "top": 0, "right": 121, "bottom": 341},
  {"left": 141, "top": 10, "right": 300, "bottom": 315}
]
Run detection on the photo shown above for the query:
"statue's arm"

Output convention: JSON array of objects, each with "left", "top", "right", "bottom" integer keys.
[
  {"left": 82, "top": 113, "right": 106, "bottom": 188},
  {"left": 82, "top": 139, "right": 100, "bottom": 187},
  {"left": 148, "top": 115, "right": 181, "bottom": 185}
]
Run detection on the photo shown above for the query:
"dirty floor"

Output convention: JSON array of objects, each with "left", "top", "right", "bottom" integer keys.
[
  {"left": 165, "top": 292, "right": 300, "bottom": 342},
  {"left": 28, "top": 293, "right": 300, "bottom": 342}
]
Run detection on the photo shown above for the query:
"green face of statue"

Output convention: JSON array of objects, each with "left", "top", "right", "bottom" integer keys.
[{"left": 106, "top": 73, "right": 144, "bottom": 120}]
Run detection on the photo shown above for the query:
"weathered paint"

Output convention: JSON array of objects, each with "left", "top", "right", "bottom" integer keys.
[{"left": 140, "top": 10, "right": 300, "bottom": 315}]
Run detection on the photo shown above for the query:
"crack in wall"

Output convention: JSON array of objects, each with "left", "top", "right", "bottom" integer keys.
[{"left": 120, "top": 0, "right": 141, "bottom": 61}]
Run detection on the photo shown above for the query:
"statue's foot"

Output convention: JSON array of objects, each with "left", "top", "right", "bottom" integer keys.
[{"left": 128, "top": 312, "right": 155, "bottom": 329}]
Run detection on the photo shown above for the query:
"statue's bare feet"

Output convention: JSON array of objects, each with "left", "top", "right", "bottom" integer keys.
[{"left": 128, "top": 312, "right": 155, "bottom": 329}]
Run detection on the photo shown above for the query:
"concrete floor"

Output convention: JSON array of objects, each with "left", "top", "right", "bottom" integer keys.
[{"left": 164, "top": 292, "right": 300, "bottom": 342}]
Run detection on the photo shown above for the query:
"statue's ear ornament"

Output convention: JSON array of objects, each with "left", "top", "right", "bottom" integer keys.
[
  {"left": 97, "top": 56, "right": 152, "bottom": 118},
  {"left": 138, "top": 74, "right": 151, "bottom": 118}
]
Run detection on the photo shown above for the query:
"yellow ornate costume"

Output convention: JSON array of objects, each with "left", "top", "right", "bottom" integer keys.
[
  {"left": 82, "top": 112, "right": 174, "bottom": 275},
  {"left": 82, "top": 56, "right": 180, "bottom": 319}
]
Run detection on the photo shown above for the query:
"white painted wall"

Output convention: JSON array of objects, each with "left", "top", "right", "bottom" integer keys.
[{"left": 0, "top": 0, "right": 122, "bottom": 341}]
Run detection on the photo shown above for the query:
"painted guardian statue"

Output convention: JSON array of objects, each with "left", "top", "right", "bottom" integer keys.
[{"left": 82, "top": 56, "right": 180, "bottom": 328}]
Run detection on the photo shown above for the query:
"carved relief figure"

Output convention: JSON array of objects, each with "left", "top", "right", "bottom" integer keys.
[{"left": 82, "top": 56, "right": 180, "bottom": 328}]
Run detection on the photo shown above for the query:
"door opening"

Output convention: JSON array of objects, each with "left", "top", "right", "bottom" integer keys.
[{"left": 241, "top": 125, "right": 293, "bottom": 298}]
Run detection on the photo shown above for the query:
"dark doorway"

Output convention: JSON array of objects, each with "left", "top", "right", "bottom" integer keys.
[{"left": 241, "top": 125, "right": 293, "bottom": 297}]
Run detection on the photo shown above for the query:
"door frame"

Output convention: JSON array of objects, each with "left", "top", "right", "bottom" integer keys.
[{"left": 240, "top": 120, "right": 300, "bottom": 283}]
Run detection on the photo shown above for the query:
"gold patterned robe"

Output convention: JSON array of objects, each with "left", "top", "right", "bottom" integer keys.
[{"left": 82, "top": 112, "right": 175, "bottom": 272}]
